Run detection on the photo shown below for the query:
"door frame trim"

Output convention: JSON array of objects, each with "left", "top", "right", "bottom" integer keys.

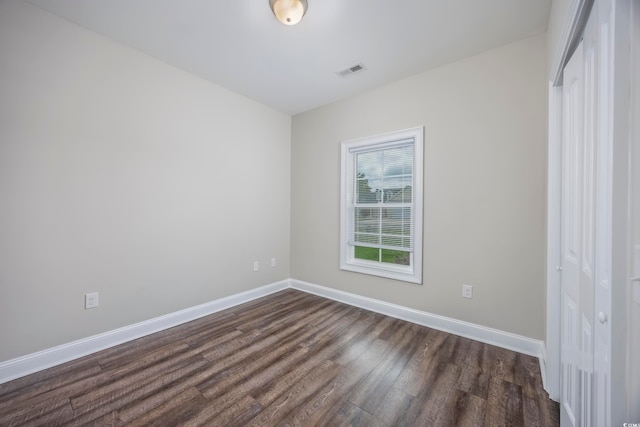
[
  {"left": 550, "top": 0, "right": 594, "bottom": 86},
  {"left": 545, "top": 83, "right": 563, "bottom": 401}
]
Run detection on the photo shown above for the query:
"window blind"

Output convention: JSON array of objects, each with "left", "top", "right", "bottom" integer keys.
[{"left": 349, "top": 141, "right": 414, "bottom": 252}]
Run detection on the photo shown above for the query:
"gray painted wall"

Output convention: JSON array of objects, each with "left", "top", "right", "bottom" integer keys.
[
  {"left": 290, "top": 34, "right": 548, "bottom": 339},
  {"left": 0, "top": 0, "right": 291, "bottom": 362}
]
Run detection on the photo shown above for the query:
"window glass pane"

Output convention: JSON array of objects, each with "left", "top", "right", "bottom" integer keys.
[
  {"left": 400, "top": 179, "right": 412, "bottom": 203},
  {"left": 381, "top": 207, "right": 411, "bottom": 249},
  {"left": 356, "top": 151, "right": 383, "bottom": 180},
  {"left": 356, "top": 173, "right": 379, "bottom": 203},
  {"left": 383, "top": 146, "right": 413, "bottom": 178},
  {"left": 381, "top": 249, "right": 410, "bottom": 265},
  {"left": 356, "top": 151, "right": 382, "bottom": 204},
  {"left": 380, "top": 235, "right": 404, "bottom": 247},
  {"left": 354, "top": 246, "right": 379, "bottom": 262},
  {"left": 354, "top": 233, "right": 380, "bottom": 245},
  {"left": 384, "top": 147, "right": 412, "bottom": 204},
  {"left": 355, "top": 207, "right": 380, "bottom": 233},
  {"left": 354, "top": 247, "right": 410, "bottom": 266},
  {"left": 383, "top": 186, "right": 411, "bottom": 203}
]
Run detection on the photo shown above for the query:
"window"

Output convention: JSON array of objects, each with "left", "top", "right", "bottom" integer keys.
[{"left": 340, "top": 126, "right": 423, "bottom": 284}]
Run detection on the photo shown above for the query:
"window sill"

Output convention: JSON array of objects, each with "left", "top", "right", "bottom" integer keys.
[{"left": 340, "top": 260, "right": 422, "bottom": 284}]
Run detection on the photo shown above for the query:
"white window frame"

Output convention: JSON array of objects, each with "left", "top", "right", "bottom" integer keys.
[{"left": 340, "top": 126, "right": 424, "bottom": 284}]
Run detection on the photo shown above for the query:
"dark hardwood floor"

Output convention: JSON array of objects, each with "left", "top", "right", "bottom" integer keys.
[{"left": 0, "top": 289, "right": 559, "bottom": 426}]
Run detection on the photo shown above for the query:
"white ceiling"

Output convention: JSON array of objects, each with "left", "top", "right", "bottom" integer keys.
[{"left": 26, "top": 0, "right": 551, "bottom": 115}]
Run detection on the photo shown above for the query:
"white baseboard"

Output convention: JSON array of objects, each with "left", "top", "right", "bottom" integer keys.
[
  {"left": 290, "top": 279, "right": 546, "bottom": 360},
  {"left": 0, "top": 278, "right": 546, "bottom": 386},
  {"left": 0, "top": 280, "right": 289, "bottom": 385}
]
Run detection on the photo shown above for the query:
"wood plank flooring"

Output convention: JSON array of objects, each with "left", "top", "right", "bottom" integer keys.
[{"left": 0, "top": 289, "right": 559, "bottom": 426}]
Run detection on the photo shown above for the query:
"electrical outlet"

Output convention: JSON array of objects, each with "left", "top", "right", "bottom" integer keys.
[
  {"left": 253, "top": 261, "right": 259, "bottom": 272},
  {"left": 462, "top": 284, "right": 473, "bottom": 299},
  {"left": 85, "top": 292, "right": 99, "bottom": 309},
  {"left": 271, "top": 258, "right": 277, "bottom": 268}
]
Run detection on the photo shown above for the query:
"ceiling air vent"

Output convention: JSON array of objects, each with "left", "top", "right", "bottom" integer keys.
[{"left": 336, "top": 62, "right": 367, "bottom": 78}]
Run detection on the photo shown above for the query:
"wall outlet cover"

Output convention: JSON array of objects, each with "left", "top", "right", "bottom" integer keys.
[
  {"left": 85, "top": 292, "right": 99, "bottom": 309},
  {"left": 462, "top": 284, "right": 473, "bottom": 299}
]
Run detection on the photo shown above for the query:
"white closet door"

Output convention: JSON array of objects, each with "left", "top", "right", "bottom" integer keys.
[{"left": 559, "top": 2, "right": 613, "bottom": 425}]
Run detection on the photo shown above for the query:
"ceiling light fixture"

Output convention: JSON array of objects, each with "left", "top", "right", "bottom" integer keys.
[{"left": 269, "top": 0, "right": 308, "bottom": 26}]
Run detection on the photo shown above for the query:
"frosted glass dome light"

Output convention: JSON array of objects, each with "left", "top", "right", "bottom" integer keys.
[{"left": 269, "top": 0, "right": 308, "bottom": 25}]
